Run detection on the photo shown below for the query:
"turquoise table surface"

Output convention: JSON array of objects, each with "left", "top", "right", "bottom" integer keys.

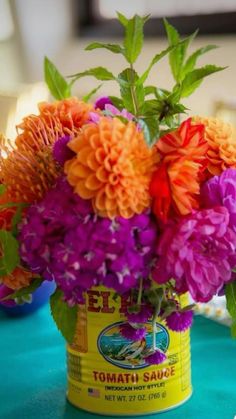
[{"left": 1, "top": 306, "right": 236, "bottom": 419}]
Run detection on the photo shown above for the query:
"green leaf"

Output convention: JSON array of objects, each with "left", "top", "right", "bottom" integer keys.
[
  {"left": 117, "top": 12, "right": 128, "bottom": 27},
  {"left": 180, "top": 65, "right": 226, "bottom": 97},
  {"left": 138, "top": 44, "right": 180, "bottom": 85},
  {"left": 1, "top": 277, "right": 44, "bottom": 301},
  {"left": 182, "top": 45, "right": 218, "bottom": 78},
  {"left": 123, "top": 15, "right": 148, "bottom": 64},
  {"left": 0, "top": 230, "right": 19, "bottom": 276},
  {"left": 44, "top": 57, "right": 71, "bottom": 100},
  {"left": 69, "top": 67, "right": 115, "bottom": 84},
  {"left": 0, "top": 185, "right": 6, "bottom": 196},
  {"left": 50, "top": 288, "right": 78, "bottom": 343},
  {"left": 138, "top": 116, "right": 159, "bottom": 146},
  {"left": 82, "top": 84, "right": 103, "bottom": 102},
  {"left": 85, "top": 42, "right": 124, "bottom": 55},
  {"left": 226, "top": 282, "right": 236, "bottom": 338},
  {"left": 164, "top": 19, "right": 198, "bottom": 82},
  {"left": 108, "top": 96, "right": 124, "bottom": 110},
  {"left": 11, "top": 203, "right": 26, "bottom": 236},
  {"left": 117, "top": 68, "right": 144, "bottom": 115}
]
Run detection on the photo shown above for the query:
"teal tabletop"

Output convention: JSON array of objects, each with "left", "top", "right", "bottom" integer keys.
[{"left": 0, "top": 306, "right": 236, "bottom": 419}]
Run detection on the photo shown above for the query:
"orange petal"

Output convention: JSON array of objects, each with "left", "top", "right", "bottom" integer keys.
[
  {"left": 85, "top": 174, "right": 103, "bottom": 190},
  {"left": 96, "top": 166, "right": 109, "bottom": 182},
  {"left": 75, "top": 181, "right": 95, "bottom": 199}
]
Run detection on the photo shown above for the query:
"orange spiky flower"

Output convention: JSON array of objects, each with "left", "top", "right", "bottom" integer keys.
[
  {"left": 193, "top": 116, "right": 236, "bottom": 176},
  {"left": 65, "top": 117, "right": 158, "bottom": 219},
  {"left": 150, "top": 118, "right": 208, "bottom": 221},
  {"left": 0, "top": 98, "right": 93, "bottom": 203}
]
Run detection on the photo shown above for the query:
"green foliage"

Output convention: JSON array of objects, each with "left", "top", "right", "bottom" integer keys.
[
  {"left": 117, "top": 12, "right": 129, "bottom": 27},
  {"left": 137, "top": 117, "right": 159, "bottom": 146},
  {"left": 117, "top": 68, "right": 144, "bottom": 115},
  {"left": 11, "top": 203, "right": 27, "bottom": 236},
  {"left": 43, "top": 14, "right": 224, "bottom": 147},
  {"left": 85, "top": 42, "right": 124, "bottom": 55},
  {"left": 164, "top": 19, "right": 198, "bottom": 83},
  {"left": 69, "top": 67, "right": 115, "bottom": 85},
  {"left": 0, "top": 230, "right": 19, "bottom": 276},
  {"left": 138, "top": 44, "right": 179, "bottom": 85},
  {"left": 44, "top": 57, "right": 71, "bottom": 100},
  {"left": 1, "top": 277, "right": 44, "bottom": 301},
  {"left": 123, "top": 14, "right": 149, "bottom": 64},
  {"left": 182, "top": 45, "right": 218, "bottom": 78},
  {"left": 82, "top": 84, "right": 103, "bottom": 102},
  {"left": 226, "top": 282, "right": 236, "bottom": 338},
  {"left": 178, "top": 64, "right": 226, "bottom": 98},
  {"left": 50, "top": 288, "right": 78, "bottom": 343}
]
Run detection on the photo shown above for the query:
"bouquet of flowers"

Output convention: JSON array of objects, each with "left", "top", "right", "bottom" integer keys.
[{"left": 1, "top": 14, "right": 235, "bottom": 367}]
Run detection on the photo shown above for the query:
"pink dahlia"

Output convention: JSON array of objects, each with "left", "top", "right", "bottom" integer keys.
[
  {"left": 152, "top": 207, "right": 236, "bottom": 302},
  {"left": 201, "top": 168, "right": 236, "bottom": 231}
]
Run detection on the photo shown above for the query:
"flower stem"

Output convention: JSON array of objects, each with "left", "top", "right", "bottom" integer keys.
[
  {"left": 152, "top": 314, "right": 157, "bottom": 351},
  {"left": 130, "top": 64, "right": 139, "bottom": 116},
  {"left": 137, "top": 277, "right": 143, "bottom": 306}
]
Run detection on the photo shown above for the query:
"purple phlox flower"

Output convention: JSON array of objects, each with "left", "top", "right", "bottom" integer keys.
[
  {"left": 104, "top": 104, "right": 134, "bottom": 121},
  {"left": 53, "top": 135, "right": 75, "bottom": 166},
  {"left": 152, "top": 206, "right": 236, "bottom": 303},
  {"left": 201, "top": 168, "right": 236, "bottom": 232},
  {"left": 144, "top": 349, "right": 166, "bottom": 365},
  {"left": 95, "top": 96, "right": 113, "bottom": 110},
  {"left": 120, "top": 323, "right": 147, "bottom": 341},
  {"left": 165, "top": 310, "right": 193, "bottom": 332},
  {"left": 19, "top": 178, "right": 157, "bottom": 302}
]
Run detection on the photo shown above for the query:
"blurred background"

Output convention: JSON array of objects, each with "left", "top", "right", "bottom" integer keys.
[{"left": 1, "top": 0, "right": 236, "bottom": 138}]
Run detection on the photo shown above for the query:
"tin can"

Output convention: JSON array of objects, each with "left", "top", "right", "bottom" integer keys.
[{"left": 67, "top": 286, "right": 192, "bottom": 416}]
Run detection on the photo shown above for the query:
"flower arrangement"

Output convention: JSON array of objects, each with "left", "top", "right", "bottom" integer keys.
[{"left": 1, "top": 14, "right": 236, "bottom": 368}]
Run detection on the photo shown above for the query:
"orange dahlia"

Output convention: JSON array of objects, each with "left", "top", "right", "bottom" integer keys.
[
  {"left": 150, "top": 118, "right": 208, "bottom": 221},
  {"left": 65, "top": 117, "right": 158, "bottom": 218},
  {"left": 193, "top": 116, "right": 236, "bottom": 176},
  {"left": 0, "top": 98, "right": 92, "bottom": 204}
]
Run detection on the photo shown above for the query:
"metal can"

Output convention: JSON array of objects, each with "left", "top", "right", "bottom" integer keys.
[{"left": 67, "top": 286, "right": 192, "bottom": 415}]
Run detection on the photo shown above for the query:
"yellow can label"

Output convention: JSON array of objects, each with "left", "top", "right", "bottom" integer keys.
[{"left": 67, "top": 286, "right": 192, "bottom": 415}]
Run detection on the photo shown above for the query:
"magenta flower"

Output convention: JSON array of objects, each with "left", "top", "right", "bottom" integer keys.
[
  {"left": 127, "top": 304, "right": 153, "bottom": 324},
  {"left": 95, "top": 96, "right": 113, "bottom": 110},
  {"left": 120, "top": 323, "right": 147, "bottom": 341},
  {"left": 152, "top": 207, "right": 236, "bottom": 302},
  {"left": 19, "top": 178, "right": 157, "bottom": 304},
  {"left": 53, "top": 135, "right": 75, "bottom": 166},
  {"left": 144, "top": 350, "right": 166, "bottom": 365},
  {"left": 201, "top": 168, "right": 236, "bottom": 231},
  {"left": 0, "top": 285, "right": 16, "bottom": 307},
  {"left": 165, "top": 310, "right": 193, "bottom": 332}
]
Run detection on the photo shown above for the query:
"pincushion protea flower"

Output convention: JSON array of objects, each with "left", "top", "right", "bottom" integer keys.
[
  {"left": 150, "top": 118, "right": 207, "bottom": 221},
  {"left": 0, "top": 99, "right": 92, "bottom": 204},
  {"left": 193, "top": 116, "right": 236, "bottom": 176},
  {"left": 65, "top": 117, "right": 158, "bottom": 219}
]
